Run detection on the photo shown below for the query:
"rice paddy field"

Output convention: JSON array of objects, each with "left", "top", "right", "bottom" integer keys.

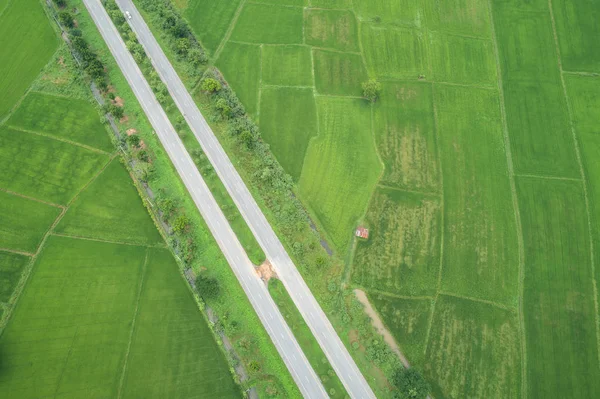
[
  {"left": 178, "top": 0, "right": 600, "bottom": 397},
  {"left": 0, "top": 6, "right": 240, "bottom": 396}
]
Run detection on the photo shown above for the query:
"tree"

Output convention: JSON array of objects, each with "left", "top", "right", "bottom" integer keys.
[
  {"left": 58, "top": 11, "right": 75, "bottom": 29},
  {"left": 53, "top": 0, "right": 66, "bottom": 8},
  {"left": 196, "top": 275, "right": 220, "bottom": 299},
  {"left": 393, "top": 368, "right": 429, "bottom": 399},
  {"left": 240, "top": 130, "right": 255, "bottom": 149},
  {"left": 215, "top": 98, "right": 231, "bottom": 118},
  {"left": 200, "top": 77, "right": 221, "bottom": 93},
  {"left": 362, "top": 78, "right": 382, "bottom": 102},
  {"left": 172, "top": 214, "right": 190, "bottom": 234},
  {"left": 110, "top": 103, "right": 124, "bottom": 119},
  {"left": 175, "top": 37, "right": 190, "bottom": 56},
  {"left": 127, "top": 134, "right": 141, "bottom": 148},
  {"left": 188, "top": 47, "right": 207, "bottom": 66}
]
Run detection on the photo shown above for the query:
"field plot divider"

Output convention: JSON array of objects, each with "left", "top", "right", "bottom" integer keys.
[
  {"left": 423, "top": 82, "right": 445, "bottom": 356},
  {"left": 7, "top": 125, "right": 112, "bottom": 155},
  {"left": 211, "top": 0, "right": 247, "bottom": 64},
  {"left": 547, "top": 0, "right": 600, "bottom": 366},
  {"left": 116, "top": 248, "right": 149, "bottom": 399},
  {"left": 486, "top": 1, "right": 528, "bottom": 396}
]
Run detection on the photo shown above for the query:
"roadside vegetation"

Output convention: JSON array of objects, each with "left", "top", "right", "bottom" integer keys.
[{"left": 49, "top": 0, "right": 299, "bottom": 396}]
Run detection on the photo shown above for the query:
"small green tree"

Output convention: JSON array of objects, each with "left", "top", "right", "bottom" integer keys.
[
  {"left": 393, "top": 368, "right": 429, "bottom": 399},
  {"left": 215, "top": 98, "right": 231, "bottom": 118},
  {"left": 201, "top": 77, "right": 221, "bottom": 93},
  {"left": 196, "top": 275, "right": 220, "bottom": 299},
  {"left": 240, "top": 130, "right": 255, "bottom": 149},
  {"left": 127, "top": 134, "right": 141, "bottom": 148},
  {"left": 362, "top": 79, "right": 382, "bottom": 102},
  {"left": 172, "top": 214, "right": 190, "bottom": 234},
  {"left": 58, "top": 11, "right": 75, "bottom": 28},
  {"left": 175, "top": 37, "right": 190, "bottom": 56}
]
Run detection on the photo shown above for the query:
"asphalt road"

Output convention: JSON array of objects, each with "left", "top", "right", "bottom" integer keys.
[
  {"left": 91, "top": 0, "right": 377, "bottom": 397},
  {"left": 81, "top": 1, "right": 329, "bottom": 397}
]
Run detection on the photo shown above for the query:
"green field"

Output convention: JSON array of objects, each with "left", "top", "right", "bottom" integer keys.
[
  {"left": 7, "top": 91, "right": 113, "bottom": 152},
  {"left": 269, "top": 279, "right": 347, "bottom": 398},
  {"left": 261, "top": 45, "right": 313, "bottom": 87},
  {"left": 216, "top": 41, "right": 261, "bottom": 116},
  {"left": 517, "top": 177, "right": 600, "bottom": 398},
  {"left": 424, "top": 295, "right": 521, "bottom": 398},
  {"left": 56, "top": 158, "right": 163, "bottom": 246},
  {"left": 182, "top": 0, "right": 241, "bottom": 54},
  {"left": 259, "top": 87, "right": 317, "bottom": 180},
  {"left": 0, "top": 127, "right": 110, "bottom": 205},
  {"left": 0, "top": 190, "right": 61, "bottom": 253},
  {"left": 168, "top": 0, "right": 600, "bottom": 397},
  {"left": 353, "top": 188, "right": 441, "bottom": 296},
  {"left": 0, "top": 11, "right": 241, "bottom": 396},
  {"left": 0, "top": 251, "right": 30, "bottom": 303},
  {"left": 0, "top": 0, "right": 58, "bottom": 119},
  {"left": 299, "top": 97, "right": 381, "bottom": 251}
]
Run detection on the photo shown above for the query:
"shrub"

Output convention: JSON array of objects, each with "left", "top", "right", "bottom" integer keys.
[
  {"left": 393, "top": 368, "right": 430, "bottom": 399},
  {"left": 58, "top": 11, "right": 75, "bottom": 29},
  {"left": 201, "top": 77, "right": 221, "bottom": 93},
  {"left": 362, "top": 78, "right": 382, "bottom": 102},
  {"left": 172, "top": 214, "right": 190, "bottom": 234},
  {"left": 196, "top": 275, "right": 221, "bottom": 299}
]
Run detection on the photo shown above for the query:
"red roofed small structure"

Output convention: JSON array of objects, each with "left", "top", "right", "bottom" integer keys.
[{"left": 355, "top": 226, "right": 369, "bottom": 239}]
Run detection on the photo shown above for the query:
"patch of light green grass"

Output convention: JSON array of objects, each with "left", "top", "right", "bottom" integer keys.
[
  {"left": 8, "top": 91, "right": 113, "bottom": 152},
  {"left": 55, "top": 158, "right": 162, "bottom": 246},
  {"left": 304, "top": 9, "right": 359, "bottom": 52},
  {"left": 259, "top": 87, "right": 317, "bottom": 181},
  {"left": 0, "top": 0, "right": 58, "bottom": 119},
  {"left": 313, "top": 49, "right": 367, "bottom": 96},
  {"left": 230, "top": 3, "right": 303, "bottom": 44},
  {"left": 0, "top": 191, "right": 61, "bottom": 253},
  {"left": 0, "top": 251, "right": 30, "bottom": 303},
  {"left": 0, "top": 127, "right": 109, "bottom": 205},
  {"left": 299, "top": 96, "right": 380, "bottom": 252}
]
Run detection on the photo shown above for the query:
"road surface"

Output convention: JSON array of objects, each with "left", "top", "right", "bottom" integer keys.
[
  {"left": 81, "top": 0, "right": 328, "bottom": 397},
  {"left": 94, "top": 0, "right": 376, "bottom": 397}
]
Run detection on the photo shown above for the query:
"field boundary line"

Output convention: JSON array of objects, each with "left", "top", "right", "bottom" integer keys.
[
  {"left": 7, "top": 126, "right": 112, "bottom": 155},
  {"left": 50, "top": 232, "right": 164, "bottom": 248},
  {"left": 427, "top": 29, "right": 492, "bottom": 42},
  {"left": 0, "top": 0, "right": 14, "bottom": 20},
  {"left": 424, "top": 82, "right": 444, "bottom": 356},
  {"left": 438, "top": 291, "right": 516, "bottom": 312},
  {"left": 353, "top": 286, "right": 434, "bottom": 301},
  {"left": 228, "top": 40, "right": 302, "bottom": 48},
  {"left": 53, "top": 326, "right": 79, "bottom": 397},
  {"left": 515, "top": 173, "right": 582, "bottom": 182},
  {"left": 0, "top": 248, "right": 34, "bottom": 257},
  {"left": 433, "top": 80, "right": 496, "bottom": 91},
  {"left": 314, "top": 93, "right": 364, "bottom": 100},
  {"left": 547, "top": 0, "right": 600, "bottom": 366},
  {"left": 66, "top": 153, "right": 116, "bottom": 208},
  {"left": 117, "top": 249, "right": 149, "bottom": 399},
  {"left": 211, "top": 0, "right": 247, "bottom": 64},
  {"left": 0, "top": 187, "right": 65, "bottom": 209},
  {"left": 562, "top": 70, "right": 600, "bottom": 77},
  {"left": 376, "top": 183, "right": 440, "bottom": 197},
  {"left": 311, "top": 46, "right": 362, "bottom": 56},
  {"left": 262, "top": 84, "right": 314, "bottom": 90},
  {"left": 487, "top": 1, "right": 528, "bottom": 396},
  {"left": 257, "top": 44, "right": 264, "bottom": 121},
  {"left": 249, "top": 1, "right": 303, "bottom": 9}
]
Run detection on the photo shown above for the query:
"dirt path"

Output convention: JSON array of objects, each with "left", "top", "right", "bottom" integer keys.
[{"left": 353, "top": 289, "right": 410, "bottom": 368}]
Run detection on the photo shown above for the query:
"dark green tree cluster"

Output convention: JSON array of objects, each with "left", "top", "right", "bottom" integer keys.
[
  {"left": 392, "top": 368, "right": 430, "bottom": 399},
  {"left": 137, "top": 0, "right": 207, "bottom": 68},
  {"left": 195, "top": 275, "right": 221, "bottom": 300}
]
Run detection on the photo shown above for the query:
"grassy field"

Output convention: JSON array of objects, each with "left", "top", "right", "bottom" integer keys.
[
  {"left": 0, "top": 190, "right": 61, "bottom": 253},
  {"left": 0, "top": 0, "right": 58, "bottom": 119},
  {"left": 182, "top": 0, "right": 241, "bottom": 54},
  {"left": 259, "top": 87, "right": 317, "bottom": 180},
  {"left": 120, "top": 248, "right": 240, "bottom": 398},
  {"left": 0, "top": 126, "right": 110, "bottom": 205},
  {"left": 0, "top": 8, "right": 242, "bottom": 396},
  {"left": 436, "top": 85, "right": 519, "bottom": 306},
  {"left": 7, "top": 91, "right": 113, "bottom": 152},
  {"left": 299, "top": 96, "right": 381, "bottom": 251},
  {"left": 55, "top": 158, "right": 163, "bottom": 246},
  {"left": 0, "top": 251, "right": 29, "bottom": 303},
  {"left": 352, "top": 188, "right": 441, "bottom": 296},
  {"left": 517, "top": 177, "right": 600, "bottom": 398},
  {"left": 216, "top": 42, "right": 261, "bottom": 116},
  {"left": 261, "top": 45, "right": 313, "bottom": 87},
  {"left": 372, "top": 81, "right": 439, "bottom": 191},
  {"left": 269, "top": 279, "right": 347, "bottom": 398},
  {"left": 424, "top": 295, "right": 521, "bottom": 399},
  {"left": 165, "top": 0, "right": 600, "bottom": 397}
]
